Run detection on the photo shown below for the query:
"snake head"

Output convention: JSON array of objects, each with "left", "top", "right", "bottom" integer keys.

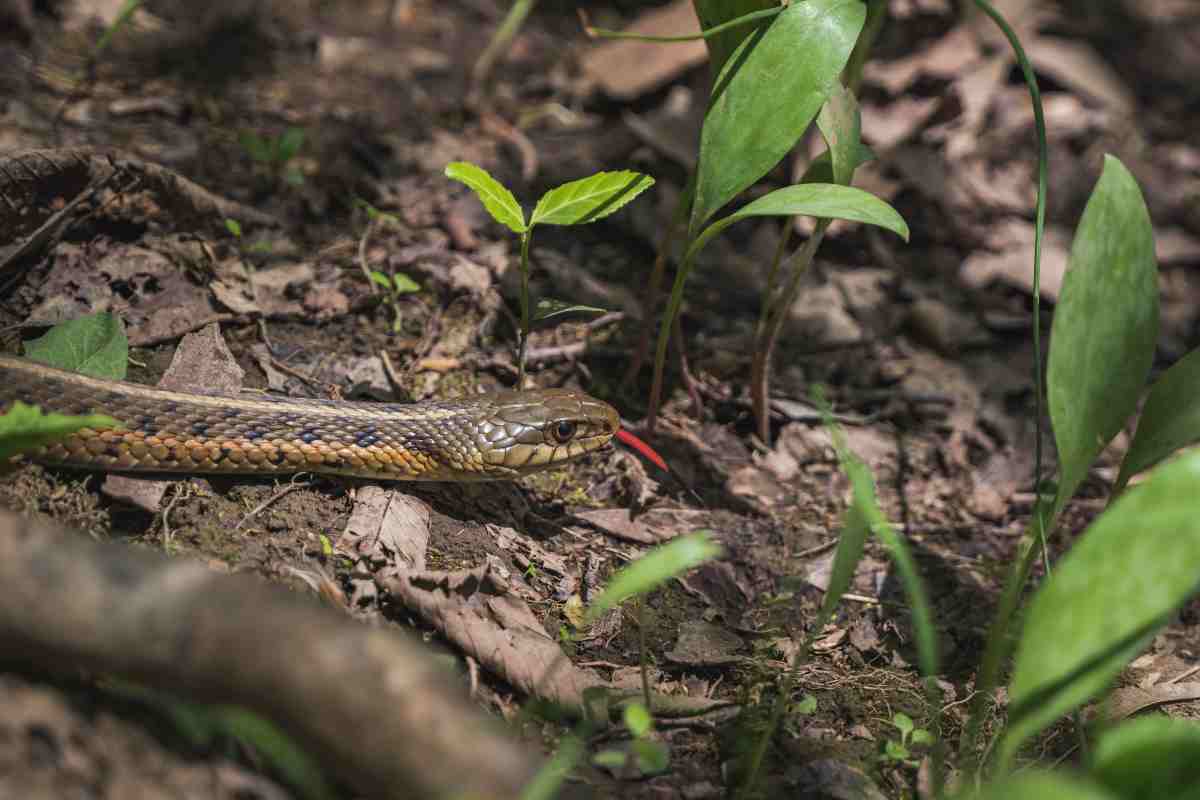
[{"left": 475, "top": 388, "right": 620, "bottom": 477}]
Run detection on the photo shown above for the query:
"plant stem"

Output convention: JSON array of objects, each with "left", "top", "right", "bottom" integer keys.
[
  {"left": 621, "top": 194, "right": 688, "bottom": 394},
  {"left": 583, "top": 6, "right": 781, "bottom": 44},
  {"left": 751, "top": 221, "right": 828, "bottom": 442},
  {"left": 517, "top": 230, "right": 532, "bottom": 384},
  {"left": 638, "top": 599, "right": 651, "bottom": 711}
]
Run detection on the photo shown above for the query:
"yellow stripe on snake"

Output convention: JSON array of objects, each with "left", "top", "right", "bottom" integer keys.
[{"left": 0, "top": 355, "right": 620, "bottom": 481}]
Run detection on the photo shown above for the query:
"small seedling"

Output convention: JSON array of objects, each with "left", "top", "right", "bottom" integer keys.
[
  {"left": 592, "top": 702, "right": 670, "bottom": 777},
  {"left": 445, "top": 162, "right": 652, "bottom": 380},
  {"left": 880, "top": 712, "right": 932, "bottom": 768},
  {"left": 240, "top": 127, "right": 306, "bottom": 186}
]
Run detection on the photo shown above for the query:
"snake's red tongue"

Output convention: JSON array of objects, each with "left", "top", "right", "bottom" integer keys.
[{"left": 616, "top": 428, "right": 667, "bottom": 472}]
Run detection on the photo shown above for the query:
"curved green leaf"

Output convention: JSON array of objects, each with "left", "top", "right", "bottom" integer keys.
[
  {"left": 24, "top": 312, "right": 128, "bottom": 379},
  {"left": 690, "top": 0, "right": 866, "bottom": 235},
  {"left": 531, "top": 298, "right": 608, "bottom": 325},
  {"left": 1000, "top": 450, "right": 1200, "bottom": 767},
  {"left": 1047, "top": 155, "right": 1158, "bottom": 516},
  {"left": 1116, "top": 346, "right": 1200, "bottom": 491},
  {"left": 690, "top": 183, "right": 908, "bottom": 262},
  {"left": 1093, "top": 716, "right": 1200, "bottom": 800},
  {"left": 444, "top": 162, "right": 526, "bottom": 233},
  {"left": 530, "top": 171, "right": 654, "bottom": 227},
  {"left": 966, "top": 772, "right": 1119, "bottom": 800},
  {"left": 584, "top": 531, "right": 722, "bottom": 624}
]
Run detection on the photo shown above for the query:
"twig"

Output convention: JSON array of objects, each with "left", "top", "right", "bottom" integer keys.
[{"left": 235, "top": 476, "right": 312, "bottom": 531}]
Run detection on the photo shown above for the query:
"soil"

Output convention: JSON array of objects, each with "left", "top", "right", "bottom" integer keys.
[{"left": 1, "top": 0, "right": 1199, "bottom": 798}]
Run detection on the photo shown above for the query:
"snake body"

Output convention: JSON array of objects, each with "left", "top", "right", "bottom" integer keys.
[{"left": 0, "top": 355, "right": 619, "bottom": 481}]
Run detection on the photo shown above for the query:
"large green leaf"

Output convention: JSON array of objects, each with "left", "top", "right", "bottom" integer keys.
[
  {"left": 688, "top": 183, "right": 907, "bottom": 260},
  {"left": 24, "top": 312, "right": 128, "bottom": 379},
  {"left": 999, "top": 450, "right": 1200, "bottom": 766},
  {"left": 529, "top": 171, "right": 654, "bottom": 227},
  {"left": 1092, "top": 716, "right": 1200, "bottom": 800},
  {"left": 1115, "top": 346, "right": 1200, "bottom": 491},
  {"left": 691, "top": 0, "right": 779, "bottom": 78},
  {"left": 965, "top": 772, "right": 1119, "bottom": 800},
  {"left": 689, "top": 0, "right": 865, "bottom": 235},
  {"left": 1046, "top": 155, "right": 1158, "bottom": 516}
]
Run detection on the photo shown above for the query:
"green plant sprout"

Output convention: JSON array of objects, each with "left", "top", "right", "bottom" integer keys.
[
  {"left": 519, "top": 531, "right": 721, "bottom": 799},
  {"left": 354, "top": 201, "right": 422, "bottom": 333},
  {"left": 880, "top": 712, "right": 933, "bottom": 769},
  {"left": 240, "top": 127, "right": 306, "bottom": 186},
  {"left": 601, "top": 0, "right": 909, "bottom": 436},
  {"left": 445, "top": 162, "right": 653, "bottom": 381},
  {"left": 592, "top": 702, "right": 671, "bottom": 777}
]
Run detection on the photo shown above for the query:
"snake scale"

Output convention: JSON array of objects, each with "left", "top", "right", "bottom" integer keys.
[{"left": 0, "top": 354, "right": 620, "bottom": 481}]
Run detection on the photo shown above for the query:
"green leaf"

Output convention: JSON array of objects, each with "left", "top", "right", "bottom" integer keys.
[
  {"left": 584, "top": 531, "right": 723, "bottom": 624},
  {"left": 219, "top": 708, "right": 335, "bottom": 800},
  {"left": 799, "top": 142, "right": 876, "bottom": 185},
  {"left": 816, "top": 81, "right": 862, "bottom": 187},
  {"left": 392, "top": 273, "right": 421, "bottom": 294},
  {"left": 529, "top": 171, "right": 655, "bottom": 227},
  {"left": 793, "top": 694, "right": 818, "bottom": 715},
  {"left": 369, "top": 270, "right": 392, "bottom": 289},
  {"left": 531, "top": 298, "right": 608, "bottom": 325},
  {"left": 1116, "top": 347, "right": 1200, "bottom": 491},
  {"left": 999, "top": 450, "right": 1200, "bottom": 766},
  {"left": 1092, "top": 716, "right": 1200, "bottom": 800},
  {"left": 277, "top": 127, "right": 305, "bottom": 162},
  {"left": 689, "top": 184, "right": 908, "bottom": 267},
  {"left": 522, "top": 736, "right": 586, "bottom": 800},
  {"left": 816, "top": 390, "right": 939, "bottom": 681},
  {"left": 631, "top": 738, "right": 670, "bottom": 774},
  {"left": 910, "top": 729, "right": 933, "bottom": 746},
  {"left": 24, "top": 312, "right": 128, "bottom": 379},
  {"left": 690, "top": 0, "right": 866, "bottom": 235},
  {"left": 623, "top": 702, "right": 653, "bottom": 737},
  {"left": 224, "top": 218, "right": 243, "bottom": 237},
  {"left": 892, "top": 712, "right": 914, "bottom": 738},
  {"left": 965, "top": 772, "right": 1120, "bottom": 800},
  {"left": 0, "top": 401, "right": 119, "bottom": 465},
  {"left": 444, "top": 162, "right": 526, "bottom": 234},
  {"left": 883, "top": 739, "right": 910, "bottom": 761},
  {"left": 239, "top": 131, "right": 272, "bottom": 163},
  {"left": 101, "top": 682, "right": 334, "bottom": 800},
  {"left": 1046, "top": 155, "right": 1158, "bottom": 517},
  {"left": 591, "top": 750, "right": 627, "bottom": 769}
]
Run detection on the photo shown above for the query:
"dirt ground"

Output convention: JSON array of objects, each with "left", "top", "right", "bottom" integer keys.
[{"left": 1, "top": 0, "right": 1200, "bottom": 797}]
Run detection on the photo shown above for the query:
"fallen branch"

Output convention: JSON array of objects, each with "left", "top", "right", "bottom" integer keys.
[{"left": 0, "top": 510, "right": 540, "bottom": 800}]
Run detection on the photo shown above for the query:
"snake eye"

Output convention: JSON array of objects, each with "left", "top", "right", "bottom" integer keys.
[{"left": 551, "top": 420, "right": 578, "bottom": 444}]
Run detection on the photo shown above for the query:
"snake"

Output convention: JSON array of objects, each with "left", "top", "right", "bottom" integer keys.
[{"left": 0, "top": 354, "right": 620, "bottom": 481}]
